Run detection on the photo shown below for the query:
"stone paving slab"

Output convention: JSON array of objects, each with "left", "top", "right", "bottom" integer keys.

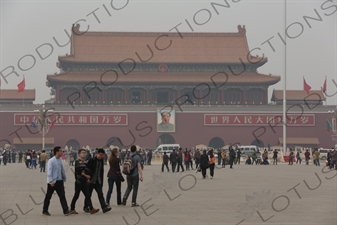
[{"left": 0, "top": 161, "right": 336, "bottom": 225}]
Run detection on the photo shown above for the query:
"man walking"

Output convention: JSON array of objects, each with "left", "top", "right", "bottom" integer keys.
[
  {"left": 194, "top": 149, "right": 201, "bottom": 169},
  {"left": 123, "top": 145, "right": 143, "bottom": 207},
  {"left": 304, "top": 149, "right": 310, "bottom": 165},
  {"left": 176, "top": 148, "right": 185, "bottom": 172},
  {"left": 42, "top": 146, "right": 73, "bottom": 216},
  {"left": 40, "top": 150, "right": 47, "bottom": 172},
  {"left": 19, "top": 151, "right": 23, "bottom": 163},
  {"left": 217, "top": 149, "right": 222, "bottom": 165},
  {"left": 169, "top": 150, "right": 177, "bottom": 172},
  {"left": 71, "top": 149, "right": 99, "bottom": 214},
  {"left": 229, "top": 147, "right": 235, "bottom": 169},
  {"left": 273, "top": 149, "right": 278, "bottom": 165},
  {"left": 162, "top": 152, "right": 170, "bottom": 172},
  {"left": 84, "top": 148, "right": 111, "bottom": 213}
]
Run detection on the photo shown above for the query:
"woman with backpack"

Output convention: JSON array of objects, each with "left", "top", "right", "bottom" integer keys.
[{"left": 106, "top": 148, "right": 122, "bottom": 206}]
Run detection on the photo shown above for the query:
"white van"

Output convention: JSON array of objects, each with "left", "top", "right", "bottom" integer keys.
[
  {"left": 319, "top": 148, "right": 330, "bottom": 160},
  {"left": 239, "top": 145, "right": 259, "bottom": 156},
  {"left": 156, "top": 144, "right": 180, "bottom": 154}
]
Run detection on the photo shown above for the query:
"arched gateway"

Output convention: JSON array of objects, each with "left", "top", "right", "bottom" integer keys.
[
  {"left": 156, "top": 134, "right": 175, "bottom": 147},
  {"left": 209, "top": 137, "right": 225, "bottom": 149}
]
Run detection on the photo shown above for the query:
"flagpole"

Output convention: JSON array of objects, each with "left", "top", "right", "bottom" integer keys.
[
  {"left": 282, "top": 0, "right": 287, "bottom": 156},
  {"left": 323, "top": 76, "right": 328, "bottom": 107}
]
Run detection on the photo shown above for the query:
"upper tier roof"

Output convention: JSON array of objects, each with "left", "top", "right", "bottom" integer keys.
[
  {"left": 47, "top": 71, "right": 280, "bottom": 85},
  {"left": 271, "top": 90, "right": 326, "bottom": 101},
  {"left": 0, "top": 89, "right": 35, "bottom": 100},
  {"left": 58, "top": 24, "right": 267, "bottom": 65}
]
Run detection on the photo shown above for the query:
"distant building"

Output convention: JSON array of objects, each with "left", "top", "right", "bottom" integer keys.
[
  {"left": 46, "top": 24, "right": 280, "bottom": 105},
  {"left": 0, "top": 89, "right": 35, "bottom": 105},
  {"left": 0, "top": 25, "right": 333, "bottom": 151},
  {"left": 271, "top": 90, "right": 325, "bottom": 105}
]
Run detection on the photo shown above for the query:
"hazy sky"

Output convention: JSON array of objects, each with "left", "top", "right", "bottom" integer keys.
[{"left": 1, "top": 0, "right": 336, "bottom": 104}]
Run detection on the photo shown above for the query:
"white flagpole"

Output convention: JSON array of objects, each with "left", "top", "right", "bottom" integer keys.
[{"left": 282, "top": 0, "right": 287, "bottom": 156}]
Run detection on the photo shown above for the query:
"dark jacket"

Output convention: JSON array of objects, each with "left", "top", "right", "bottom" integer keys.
[
  {"left": 170, "top": 151, "right": 177, "bottom": 163},
  {"left": 87, "top": 157, "right": 104, "bottom": 185},
  {"left": 74, "top": 159, "right": 90, "bottom": 182},
  {"left": 107, "top": 157, "right": 120, "bottom": 177},
  {"left": 229, "top": 149, "right": 236, "bottom": 159},
  {"left": 200, "top": 154, "right": 209, "bottom": 168},
  {"left": 163, "top": 154, "right": 169, "bottom": 164}
]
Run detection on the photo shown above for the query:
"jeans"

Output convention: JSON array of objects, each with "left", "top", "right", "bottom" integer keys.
[
  {"left": 296, "top": 158, "right": 302, "bottom": 164},
  {"left": 40, "top": 161, "right": 46, "bottom": 172},
  {"left": 26, "top": 159, "right": 31, "bottom": 168},
  {"left": 106, "top": 176, "right": 122, "bottom": 205},
  {"left": 171, "top": 162, "right": 177, "bottom": 172},
  {"left": 201, "top": 165, "right": 207, "bottom": 178},
  {"left": 273, "top": 158, "right": 277, "bottom": 165},
  {"left": 124, "top": 175, "right": 139, "bottom": 203},
  {"left": 71, "top": 181, "right": 93, "bottom": 210},
  {"left": 185, "top": 161, "right": 189, "bottom": 170},
  {"left": 229, "top": 158, "right": 234, "bottom": 168},
  {"left": 209, "top": 164, "right": 215, "bottom": 177},
  {"left": 87, "top": 183, "right": 107, "bottom": 209},
  {"left": 162, "top": 162, "right": 169, "bottom": 172},
  {"left": 314, "top": 159, "right": 320, "bottom": 166},
  {"left": 42, "top": 180, "right": 69, "bottom": 213},
  {"left": 195, "top": 158, "right": 200, "bottom": 169},
  {"left": 177, "top": 161, "right": 184, "bottom": 172},
  {"left": 31, "top": 159, "right": 37, "bottom": 169}
]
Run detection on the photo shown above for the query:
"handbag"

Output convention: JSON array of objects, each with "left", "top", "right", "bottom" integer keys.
[{"left": 118, "top": 172, "right": 125, "bottom": 182}]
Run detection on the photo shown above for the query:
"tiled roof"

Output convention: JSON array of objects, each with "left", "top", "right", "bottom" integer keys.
[
  {"left": 47, "top": 71, "right": 280, "bottom": 85},
  {"left": 59, "top": 25, "right": 266, "bottom": 64},
  {"left": 0, "top": 89, "right": 35, "bottom": 100},
  {"left": 271, "top": 90, "right": 326, "bottom": 101},
  {"left": 279, "top": 137, "right": 319, "bottom": 145},
  {"left": 13, "top": 137, "right": 54, "bottom": 145}
]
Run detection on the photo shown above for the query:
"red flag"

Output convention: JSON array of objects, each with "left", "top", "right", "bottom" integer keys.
[
  {"left": 17, "top": 76, "right": 25, "bottom": 92},
  {"left": 322, "top": 77, "right": 327, "bottom": 93},
  {"left": 303, "top": 78, "right": 311, "bottom": 95}
]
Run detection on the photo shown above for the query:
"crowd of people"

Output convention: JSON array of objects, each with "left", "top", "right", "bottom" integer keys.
[
  {"left": 2, "top": 144, "right": 337, "bottom": 217},
  {"left": 41, "top": 145, "right": 143, "bottom": 216}
]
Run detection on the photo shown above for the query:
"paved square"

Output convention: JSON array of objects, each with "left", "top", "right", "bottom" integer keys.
[{"left": 0, "top": 160, "right": 336, "bottom": 225}]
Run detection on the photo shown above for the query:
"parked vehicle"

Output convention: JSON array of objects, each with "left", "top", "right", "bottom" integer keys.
[
  {"left": 319, "top": 148, "right": 330, "bottom": 160},
  {"left": 155, "top": 144, "right": 180, "bottom": 154},
  {"left": 239, "top": 145, "right": 259, "bottom": 157}
]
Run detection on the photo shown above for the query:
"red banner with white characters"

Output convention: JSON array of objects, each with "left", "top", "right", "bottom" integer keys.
[
  {"left": 14, "top": 114, "right": 128, "bottom": 126},
  {"left": 204, "top": 114, "right": 315, "bottom": 126}
]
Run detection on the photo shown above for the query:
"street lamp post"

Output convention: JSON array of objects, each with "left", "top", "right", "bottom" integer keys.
[
  {"left": 328, "top": 109, "right": 337, "bottom": 143},
  {"left": 34, "top": 105, "right": 54, "bottom": 150}
]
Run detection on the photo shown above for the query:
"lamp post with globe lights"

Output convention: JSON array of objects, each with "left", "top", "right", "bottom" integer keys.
[
  {"left": 328, "top": 109, "right": 337, "bottom": 142},
  {"left": 33, "top": 105, "right": 55, "bottom": 150}
]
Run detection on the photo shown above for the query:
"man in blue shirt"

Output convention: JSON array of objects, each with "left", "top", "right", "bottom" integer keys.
[
  {"left": 122, "top": 145, "right": 143, "bottom": 207},
  {"left": 42, "top": 146, "right": 73, "bottom": 216}
]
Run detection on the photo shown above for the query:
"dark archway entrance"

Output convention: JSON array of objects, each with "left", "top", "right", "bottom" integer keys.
[
  {"left": 209, "top": 137, "right": 225, "bottom": 149},
  {"left": 106, "top": 137, "right": 123, "bottom": 149},
  {"left": 251, "top": 139, "right": 264, "bottom": 147},
  {"left": 156, "top": 134, "right": 175, "bottom": 147},
  {"left": 65, "top": 139, "right": 80, "bottom": 150}
]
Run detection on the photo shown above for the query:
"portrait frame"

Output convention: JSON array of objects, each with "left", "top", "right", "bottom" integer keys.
[{"left": 157, "top": 108, "right": 175, "bottom": 133}]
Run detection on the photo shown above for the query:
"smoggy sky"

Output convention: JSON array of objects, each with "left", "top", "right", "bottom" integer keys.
[{"left": 1, "top": 0, "right": 336, "bottom": 104}]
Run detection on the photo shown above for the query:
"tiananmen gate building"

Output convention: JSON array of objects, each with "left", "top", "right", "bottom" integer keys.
[{"left": 0, "top": 25, "right": 334, "bottom": 151}]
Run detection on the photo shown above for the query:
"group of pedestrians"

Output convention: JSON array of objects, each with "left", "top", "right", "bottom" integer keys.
[
  {"left": 0, "top": 150, "right": 24, "bottom": 165},
  {"left": 42, "top": 145, "right": 143, "bottom": 216}
]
